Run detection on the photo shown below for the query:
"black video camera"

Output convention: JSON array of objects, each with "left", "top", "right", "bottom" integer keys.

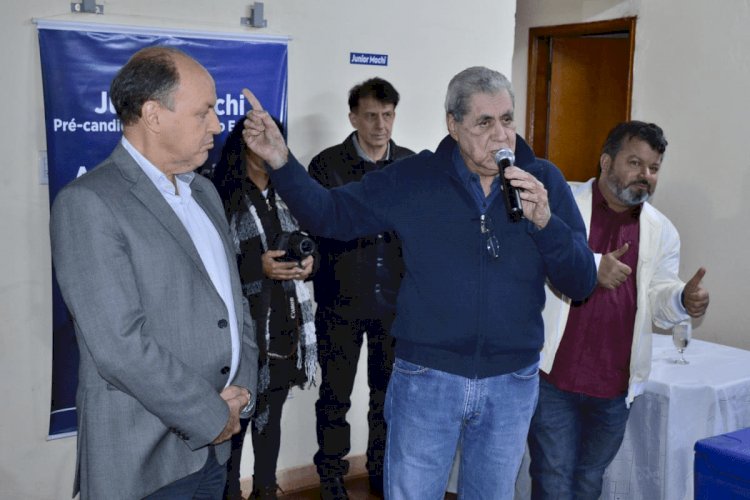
[{"left": 272, "top": 230, "right": 316, "bottom": 264}]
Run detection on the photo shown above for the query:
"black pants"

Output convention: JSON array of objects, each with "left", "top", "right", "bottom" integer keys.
[
  {"left": 224, "top": 385, "right": 291, "bottom": 499},
  {"left": 313, "top": 306, "right": 396, "bottom": 479}
]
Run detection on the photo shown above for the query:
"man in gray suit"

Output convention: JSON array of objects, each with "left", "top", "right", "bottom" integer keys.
[{"left": 50, "top": 46, "right": 258, "bottom": 499}]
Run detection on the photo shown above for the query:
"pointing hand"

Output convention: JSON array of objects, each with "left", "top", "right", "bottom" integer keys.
[{"left": 241, "top": 88, "right": 288, "bottom": 168}]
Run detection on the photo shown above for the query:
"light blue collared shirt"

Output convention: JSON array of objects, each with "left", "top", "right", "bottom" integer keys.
[
  {"left": 121, "top": 137, "right": 240, "bottom": 387},
  {"left": 352, "top": 132, "right": 391, "bottom": 162}
]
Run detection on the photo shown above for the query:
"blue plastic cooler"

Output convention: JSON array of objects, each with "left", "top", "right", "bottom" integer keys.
[{"left": 694, "top": 427, "right": 750, "bottom": 499}]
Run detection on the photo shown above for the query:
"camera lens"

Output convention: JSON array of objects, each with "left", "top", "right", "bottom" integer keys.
[{"left": 299, "top": 238, "right": 315, "bottom": 255}]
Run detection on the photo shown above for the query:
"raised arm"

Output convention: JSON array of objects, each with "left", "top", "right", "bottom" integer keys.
[{"left": 241, "top": 88, "right": 289, "bottom": 169}]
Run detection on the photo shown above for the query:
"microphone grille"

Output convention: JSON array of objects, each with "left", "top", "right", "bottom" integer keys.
[{"left": 494, "top": 148, "right": 515, "bottom": 166}]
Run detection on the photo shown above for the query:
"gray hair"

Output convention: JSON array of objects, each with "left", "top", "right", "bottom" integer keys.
[{"left": 444, "top": 66, "right": 515, "bottom": 122}]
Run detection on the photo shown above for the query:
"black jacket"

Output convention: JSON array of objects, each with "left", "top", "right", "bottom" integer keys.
[{"left": 308, "top": 132, "right": 414, "bottom": 317}]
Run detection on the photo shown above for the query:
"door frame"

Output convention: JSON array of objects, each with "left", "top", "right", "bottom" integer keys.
[{"left": 525, "top": 17, "right": 637, "bottom": 158}]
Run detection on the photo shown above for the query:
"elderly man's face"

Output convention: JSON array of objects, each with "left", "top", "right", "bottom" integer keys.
[
  {"left": 447, "top": 90, "right": 516, "bottom": 178},
  {"left": 156, "top": 57, "right": 221, "bottom": 176}
]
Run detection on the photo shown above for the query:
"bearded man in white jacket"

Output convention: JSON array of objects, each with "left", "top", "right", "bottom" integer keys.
[{"left": 528, "top": 121, "right": 710, "bottom": 500}]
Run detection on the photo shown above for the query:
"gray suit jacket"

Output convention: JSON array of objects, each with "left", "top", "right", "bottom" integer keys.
[{"left": 50, "top": 143, "right": 259, "bottom": 499}]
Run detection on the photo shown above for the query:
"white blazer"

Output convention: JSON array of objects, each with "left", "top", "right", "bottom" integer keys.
[{"left": 541, "top": 179, "right": 689, "bottom": 405}]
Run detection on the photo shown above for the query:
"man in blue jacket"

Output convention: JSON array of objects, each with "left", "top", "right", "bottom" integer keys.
[{"left": 241, "top": 66, "right": 596, "bottom": 499}]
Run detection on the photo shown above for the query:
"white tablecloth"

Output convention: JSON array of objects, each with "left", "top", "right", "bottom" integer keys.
[{"left": 598, "top": 334, "right": 750, "bottom": 500}]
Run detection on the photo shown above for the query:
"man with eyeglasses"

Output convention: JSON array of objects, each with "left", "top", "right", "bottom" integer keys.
[{"left": 240, "top": 66, "right": 596, "bottom": 499}]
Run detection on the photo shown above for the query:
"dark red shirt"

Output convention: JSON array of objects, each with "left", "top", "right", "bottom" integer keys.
[{"left": 544, "top": 181, "right": 640, "bottom": 398}]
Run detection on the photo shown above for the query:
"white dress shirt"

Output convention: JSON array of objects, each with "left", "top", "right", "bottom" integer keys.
[{"left": 121, "top": 137, "right": 240, "bottom": 387}]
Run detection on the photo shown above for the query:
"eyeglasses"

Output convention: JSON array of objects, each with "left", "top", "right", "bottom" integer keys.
[{"left": 480, "top": 214, "right": 500, "bottom": 259}]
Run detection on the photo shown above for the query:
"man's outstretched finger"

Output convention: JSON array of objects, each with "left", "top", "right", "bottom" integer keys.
[{"left": 242, "top": 88, "right": 264, "bottom": 112}]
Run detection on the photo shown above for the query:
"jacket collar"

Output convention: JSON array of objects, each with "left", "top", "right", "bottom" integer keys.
[
  {"left": 432, "top": 133, "right": 537, "bottom": 179},
  {"left": 110, "top": 141, "right": 219, "bottom": 285},
  {"left": 342, "top": 131, "right": 399, "bottom": 164}
]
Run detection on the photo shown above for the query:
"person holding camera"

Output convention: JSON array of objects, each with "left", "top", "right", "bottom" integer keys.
[{"left": 212, "top": 119, "right": 318, "bottom": 500}]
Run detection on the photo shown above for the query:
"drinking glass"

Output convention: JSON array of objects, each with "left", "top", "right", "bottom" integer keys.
[{"left": 672, "top": 320, "right": 692, "bottom": 365}]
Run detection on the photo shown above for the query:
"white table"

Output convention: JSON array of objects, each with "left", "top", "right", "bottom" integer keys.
[
  {"left": 598, "top": 333, "right": 750, "bottom": 499},
  {"left": 509, "top": 334, "right": 750, "bottom": 500}
]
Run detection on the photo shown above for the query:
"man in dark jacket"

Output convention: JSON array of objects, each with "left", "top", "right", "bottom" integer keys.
[
  {"left": 240, "top": 66, "right": 596, "bottom": 500},
  {"left": 307, "top": 78, "right": 414, "bottom": 499}
]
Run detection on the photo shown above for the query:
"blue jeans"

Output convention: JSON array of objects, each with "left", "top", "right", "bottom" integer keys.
[
  {"left": 144, "top": 447, "right": 226, "bottom": 500},
  {"left": 384, "top": 358, "right": 539, "bottom": 500},
  {"left": 527, "top": 378, "right": 630, "bottom": 500}
]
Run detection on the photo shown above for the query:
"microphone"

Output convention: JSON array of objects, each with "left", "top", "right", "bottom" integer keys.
[{"left": 494, "top": 148, "right": 524, "bottom": 222}]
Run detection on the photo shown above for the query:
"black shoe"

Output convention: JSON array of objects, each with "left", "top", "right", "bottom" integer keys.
[
  {"left": 249, "top": 483, "right": 280, "bottom": 500},
  {"left": 368, "top": 474, "right": 384, "bottom": 498},
  {"left": 319, "top": 476, "right": 349, "bottom": 500}
]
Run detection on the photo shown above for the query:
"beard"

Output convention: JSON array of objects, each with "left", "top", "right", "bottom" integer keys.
[{"left": 605, "top": 171, "right": 652, "bottom": 206}]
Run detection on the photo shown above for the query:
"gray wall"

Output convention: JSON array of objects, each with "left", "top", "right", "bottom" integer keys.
[{"left": 513, "top": 0, "right": 750, "bottom": 350}]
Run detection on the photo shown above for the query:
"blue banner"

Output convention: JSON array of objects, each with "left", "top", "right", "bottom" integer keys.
[{"left": 38, "top": 21, "right": 289, "bottom": 438}]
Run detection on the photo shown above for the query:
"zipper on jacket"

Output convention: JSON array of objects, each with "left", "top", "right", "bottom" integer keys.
[
  {"left": 474, "top": 196, "right": 504, "bottom": 374},
  {"left": 473, "top": 211, "right": 490, "bottom": 373}
]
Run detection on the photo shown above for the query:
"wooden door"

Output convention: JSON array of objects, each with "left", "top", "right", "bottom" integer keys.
[
  {"left": 547, "top": 37, "right": 631, "bottom": 181},
  {"left": 526, "top": 18, "right": 635, "bottom": 182}
]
